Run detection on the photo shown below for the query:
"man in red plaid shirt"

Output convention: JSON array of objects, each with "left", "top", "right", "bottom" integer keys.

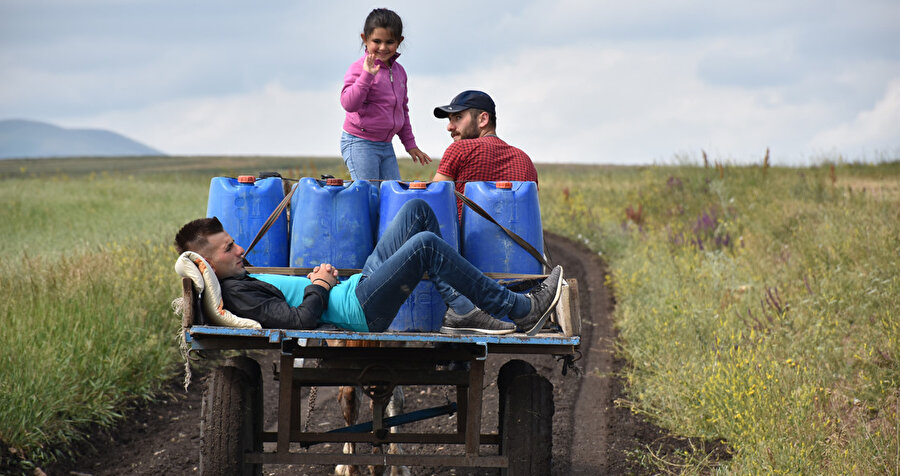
[{"left": 431, "top": 90, "right": 538, "bottom": 218}]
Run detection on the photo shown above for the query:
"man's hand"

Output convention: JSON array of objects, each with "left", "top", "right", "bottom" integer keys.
[
  {"left": 363, "top": 53, "right": 380, "bottom": 75},
  {"left": 308, "top": 263, "right": 339, "bottom": 289},
  {"left": 408, "top": 147, "right": 432, "bottom": 166}
]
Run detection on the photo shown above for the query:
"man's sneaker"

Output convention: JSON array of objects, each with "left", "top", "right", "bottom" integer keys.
[
  {"left": 440, "top": 307, "right": 515, "bottom": 335},
  {"left": 513, "top": 265, "right": 564, "bottom": 336}
]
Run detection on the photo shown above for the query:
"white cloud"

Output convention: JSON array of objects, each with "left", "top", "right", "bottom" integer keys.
[
  {"left": 66, "top": 81, "right": 346, "bottom": 156},
  {"left": 63, "top": 36, "right": 897, "bottom": 166},
  {"left": 808, "top": 79, "right": 900, "bottom": 155},
  {"left": 409, "top": 41, "right": 843, "bottom": 165},
  {"left": 3, "top": 0, "right": 899, "bottom": 164}
]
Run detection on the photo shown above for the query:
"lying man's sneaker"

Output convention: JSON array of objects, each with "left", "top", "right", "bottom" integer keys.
[
  {"left": 513, "top": 265, "right": 564, "bottom": 336},
  {"left": 440, "top": 307, "right": 515, "bottom": 335}
]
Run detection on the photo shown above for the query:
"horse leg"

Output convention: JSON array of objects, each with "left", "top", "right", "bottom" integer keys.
[
  {"left": 335, "top": 383, "right": 361, "bottom": 475},
  {"left": 386, "top": 385, "right": 410, "bottom": 476}
]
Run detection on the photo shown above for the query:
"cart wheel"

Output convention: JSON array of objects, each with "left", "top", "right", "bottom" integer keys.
[
  {"left": 499, "top": 371, "right": 553, "bottom": 476},
  {"left": 224, "top": 355, "right": 264, "bottom": 441},
  {"left": 497, "top": 359, "right": 536, "bottom": 455},
  {"left": 200, "top": 361, "right": 263, "bottom": 476}
]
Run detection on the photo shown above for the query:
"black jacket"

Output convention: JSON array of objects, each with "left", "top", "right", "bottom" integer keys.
[{"left": 220, "top": 273, "right": 329, "bottom": 329}]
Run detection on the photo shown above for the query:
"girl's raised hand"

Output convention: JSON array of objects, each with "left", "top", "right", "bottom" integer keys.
[
  {"left": 407, "top": 147, "right": 432, "bottom": 166},
  {"left": 363, "top": 53, "right": 380, "bottom": 75}
]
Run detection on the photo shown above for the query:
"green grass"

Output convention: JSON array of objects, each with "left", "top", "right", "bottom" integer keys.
[
  {"left": 538, "top": 162, "right": 900, "bottom": 474},
  {"left": 0, "top": 244, "right": 175, "bottom": 464},
  {"left": 0, "top": 156, "right": 350, "bottom": 468},
  {"left": 1, "top": 156, "right": 898, "bottom": 474}
]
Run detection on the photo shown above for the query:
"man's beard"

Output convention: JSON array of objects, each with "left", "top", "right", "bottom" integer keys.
[{"left": 454, "top": 123, "right": 479, "bottom": 141}]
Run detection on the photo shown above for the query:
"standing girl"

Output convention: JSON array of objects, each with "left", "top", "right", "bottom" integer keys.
[{"left": 340, "top": 8, "right": 431, "bottom": 180}]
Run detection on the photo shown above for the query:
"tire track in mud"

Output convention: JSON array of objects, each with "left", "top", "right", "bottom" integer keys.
[{"left": 544, "top": 231, "right": 615, "bottom": 474}]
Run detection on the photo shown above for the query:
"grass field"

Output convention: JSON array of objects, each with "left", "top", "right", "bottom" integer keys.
[
  {"left": 538, "top": 161, "right": 900, "bottom": 474},
  {"left": 1, "top": 156, "right": 897, "bottom": 473}
]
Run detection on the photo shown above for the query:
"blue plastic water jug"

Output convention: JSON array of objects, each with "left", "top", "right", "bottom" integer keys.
[
  {"left": 207, "top": 175, "right": 289, "bottom": 267},
  {"left": 289, "top": 177, "right": 376, "bottom": 269},
  {"left": 378, "top": 181, "right": 459, "bottom": 331},
  {"left": 462, "top": 181, "right": 544, "bottom": 274}
]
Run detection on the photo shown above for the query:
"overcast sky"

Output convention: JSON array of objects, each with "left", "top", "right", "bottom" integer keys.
[{"left": 2, "top": 0, "right": 898, "bottom": 165}]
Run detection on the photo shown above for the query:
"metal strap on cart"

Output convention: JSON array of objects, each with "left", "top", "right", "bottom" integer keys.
[{"left": 241, "top": 177, "right": 550, "bottom": 272}]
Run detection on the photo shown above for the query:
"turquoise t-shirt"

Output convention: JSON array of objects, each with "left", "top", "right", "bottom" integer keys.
[{"left": 249, "top": 273, "right": 368, "bottom": 332}]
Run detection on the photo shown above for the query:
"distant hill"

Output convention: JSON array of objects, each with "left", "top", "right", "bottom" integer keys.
[{"left": 0, "top": 119, "right": 165, "bottom": 159}]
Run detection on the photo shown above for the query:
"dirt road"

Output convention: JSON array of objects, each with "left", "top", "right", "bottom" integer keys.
[{"left": 46, "top": 232, "right": 694, "bottom": 475}]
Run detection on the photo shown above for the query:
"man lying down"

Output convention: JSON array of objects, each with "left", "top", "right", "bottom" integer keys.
[{"left": 174, "top": 198, "right": 562, "bottom": 336}]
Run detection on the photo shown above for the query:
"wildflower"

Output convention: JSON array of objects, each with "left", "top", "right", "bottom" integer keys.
[{"left": 666, "top": 175, "right": 683, "bottom": 190}]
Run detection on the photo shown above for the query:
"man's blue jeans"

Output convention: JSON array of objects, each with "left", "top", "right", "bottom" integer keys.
[
  {"left": 355, "top": 199, "right": 526, "bottom": 332},
  {"left": 340, "top": 131, "right": 401, "bottom": 181}
]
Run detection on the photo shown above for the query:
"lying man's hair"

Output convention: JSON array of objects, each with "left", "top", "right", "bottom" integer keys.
[{"left": 174, "top": 217, "right": 224, "bottom": 254}]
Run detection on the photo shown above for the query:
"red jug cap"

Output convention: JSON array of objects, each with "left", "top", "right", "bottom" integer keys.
[
  {"left": 496, "top": 181, "right": 512, "bottom": 189},
  {"left": 409, "top": 181, "right": 428, "bottom": 189},
  {"left": 326, "top": 178, "right": 344, "bottom": 186},
  {"left": 237, "top": 175, "right": 256, "bottom": 184}
]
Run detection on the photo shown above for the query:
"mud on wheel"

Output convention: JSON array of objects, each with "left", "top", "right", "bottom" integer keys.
[
  {"left": 200, "top": 357, "right": 263, "bottom": 476},
  {"left": 497, "top": 359, "right": 554, "bottom": 476}
]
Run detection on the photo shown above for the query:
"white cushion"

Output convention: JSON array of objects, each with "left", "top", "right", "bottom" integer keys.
[{"left": 174, "top": 251, "right": 262, "bottom": 329}]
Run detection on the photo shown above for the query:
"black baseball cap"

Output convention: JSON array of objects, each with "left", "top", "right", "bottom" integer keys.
[{"left": 433, "top": 90, "right": 496, "bottom": 118}]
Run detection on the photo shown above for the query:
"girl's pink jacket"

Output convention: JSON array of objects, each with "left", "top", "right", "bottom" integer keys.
[{"left": 340, "top": 52, "right": 418, "bottom": 151}]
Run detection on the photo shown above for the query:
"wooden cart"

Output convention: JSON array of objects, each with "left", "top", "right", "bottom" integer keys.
[{"left": 180, "top": 276, "right": 581, "bottom": 475}]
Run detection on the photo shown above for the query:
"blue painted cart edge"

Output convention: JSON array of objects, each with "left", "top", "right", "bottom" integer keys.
[{"left": 185, "top": 325, "right": 580, "bottom": 347}]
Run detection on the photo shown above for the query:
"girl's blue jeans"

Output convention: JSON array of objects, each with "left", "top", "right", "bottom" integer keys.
[
  {"left": 355, "top": 199, "right": 525, "bottom": 332},
  {"left": 340, "top": 131, "right": 401, "bottom": 180}
]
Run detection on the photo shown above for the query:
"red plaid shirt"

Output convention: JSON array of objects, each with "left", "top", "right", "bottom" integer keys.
[{"left": 436, "top": 135, "right": 538, "bottom": 217}]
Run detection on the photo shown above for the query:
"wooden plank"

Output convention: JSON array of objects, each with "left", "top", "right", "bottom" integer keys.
[
  {"left": 290, "top": 371, "right": 301, "bottom": 440},
  {"left": 264, "top": 431, "right": 501, "bottom": 445},
  {"left": 288, "top": 368, "right": 470, "bottom": 387},
  {"left": 181, "top": 277, "right": 194, "bottom": 328},
  {"left": 277, "top": 353, "right": 294, "bottom": 454},
  {"left": 188, "top": 334, "right": 578, "bottom": 357},
  {"left": 248, "top": 266, "right": 361, "bottom": 276},
  {"left": 187, "top": 325, "right": 579, "bottom": 347},
  {"left": 248, "top": 452, "right": 508, "bottom": 468},
  {"left": 248, "top": 266, "right": 543, "bottom": 281},
  {"left": 456, "top": 384, "right": 467, "bottom": 437},
  {"left": 299, "top": 346, "right": 476, "bottom": 361},
  {"left": 555, "top": 278, "right": 582, "bottom": 337},
  {"left": 464, "top": 359, "right": 485, "bottom": 456}
]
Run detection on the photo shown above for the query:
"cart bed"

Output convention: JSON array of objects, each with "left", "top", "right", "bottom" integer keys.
[{"left": 178, "top": 276, "right": 581, "bottom": 473}]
